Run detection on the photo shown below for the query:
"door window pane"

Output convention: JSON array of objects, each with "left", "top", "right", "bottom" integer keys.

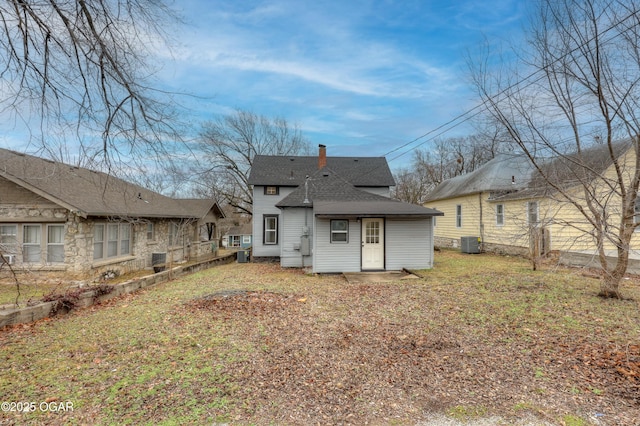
[{"left": 366, "top": 221, "right": 380, "bottom": 244}]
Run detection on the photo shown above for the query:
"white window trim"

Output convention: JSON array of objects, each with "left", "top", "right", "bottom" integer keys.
[
  {"left": 46, "top": 224, "right": 65, "bottom": 263},
  {"left": 0, "top": 224, "right": 18, "bottom": 254},
  {"left": 496, "top": 204, "right": 504, "bottom": 227},
  {"left": 23, "top": 224, "right": 42, "bottom": 263},
  {"left": 147, "top": 222, "right": 155, "bottom": 241},
  {"left": 93, "top": 222, "right": 131, "bottom": 260},
  {"left": 456, "top": 205, "right": 462, "bottom": 228},
  {"left": 528, "top": 201, "right": 539, "bottom": 226},
  {"left": 264, "top": 215, "right": 278, "bottom": 245},
  {"left": 330, "top": 219, "right": 349, "bottom": 243}
]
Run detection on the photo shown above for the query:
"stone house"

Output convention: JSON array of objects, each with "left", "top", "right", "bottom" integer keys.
[{"left": 0, "top": 148, "right": 224, "bottom": 278}]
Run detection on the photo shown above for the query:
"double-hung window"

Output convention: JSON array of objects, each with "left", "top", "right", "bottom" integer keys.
[
  {"left": 47, "top": 225, "right": 65, "bottom": 263},
  {"left": 107, "top": 224, "right": 119, "bottom": 257},
  {"left": 0, "top": 225, "right": 17, "bottom": 253},
  {"left": 456, "top": 205, "right": 462, "bottom": 228},
  {"left": 528, "top": 201, "right": 539, "bottom": 226},
  {"left": 168, "top": 222, "right": 180, "bottom": 247},
  {"left": 330, "top": 220, "right": 349, "bottom": 243},
  {"left": 264, "top": 215, "right": 278, "bottom": 245},
  {"left": 496, "top": 204, "right": 504, "bottom": 226},
  {"left": 146, "top": 223, "right": 155, "bottom": 240},
  {"left": 23, "top": 225, "right": 41, "bottom": 263},
  {"left": 94, "top": 223, "right": 131, "bottom": 260}
]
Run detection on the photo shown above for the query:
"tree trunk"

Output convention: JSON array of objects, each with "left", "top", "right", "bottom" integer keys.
[{"left": 600, "top": 251, "right": 627, "bottom": 299}]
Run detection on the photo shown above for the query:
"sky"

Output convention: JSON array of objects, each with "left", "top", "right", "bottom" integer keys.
[
  {"left": 158, "top": 0, "right": 528, "bottom": 168},
  {"left": 0, "top": 0, "right": 528, "bottom": 171}
]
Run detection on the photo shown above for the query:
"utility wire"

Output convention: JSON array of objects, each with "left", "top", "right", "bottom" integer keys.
[{"left": 381, "top": 4, "right": 640, "bottom": 165}]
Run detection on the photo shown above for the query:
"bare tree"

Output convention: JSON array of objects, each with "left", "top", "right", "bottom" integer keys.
[
  {"left": 392, "top": 167, "right": 430, "bottom": 204},
  {"left": 472, "top": 0, "right": 640, "bottom": 298},
  {"left": 0, "top": 0, "right": 183, "bottom": 167},
  {"left": 198, "top": 109, "right": 311, "bottom": 215},
  {"left": 396, "top": 134, "right": 499, "bottom": 204}
]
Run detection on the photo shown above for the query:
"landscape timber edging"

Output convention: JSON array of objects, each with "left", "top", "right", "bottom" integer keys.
[{"left": 0, "top": 253, "right": 236, "bottom": 329}]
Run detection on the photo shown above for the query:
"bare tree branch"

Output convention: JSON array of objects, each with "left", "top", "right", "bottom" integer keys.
[
  {"left": 0, "top": 0, "right": 185, "bottom": 169},
  {"left": 198, "top": 109, "right": 311, "bottom": 215},
  {"left": 471, "top": 0, "right": 640, "bottom": 298}
]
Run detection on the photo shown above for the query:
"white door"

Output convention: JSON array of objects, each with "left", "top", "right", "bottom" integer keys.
[{"left": 362, "top": 218, "right": 384, "bottom": 270}]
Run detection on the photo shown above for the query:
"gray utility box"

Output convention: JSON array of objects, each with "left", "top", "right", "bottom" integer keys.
[{"left": 461, "top": 236, "right": 480, "bottom": 254}]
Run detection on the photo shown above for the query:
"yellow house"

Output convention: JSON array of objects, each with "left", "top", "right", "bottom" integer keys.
[
  {"left": 425, "top": 142, "right": 640, "bottom": 272},
  {"left": 424, "top": 153, "right": 537, "bottom": 255}
]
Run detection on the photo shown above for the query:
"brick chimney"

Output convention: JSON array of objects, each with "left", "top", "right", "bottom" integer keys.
[{"left": 318, "top": 144, "right": 327, "bottom": 169}]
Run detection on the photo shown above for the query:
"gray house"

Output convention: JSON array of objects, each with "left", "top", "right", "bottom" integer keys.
[
  {"left": 0, "top": 148, "right": 224, "bottom": 278},
  {"left": 248, "top": 145, "right": 443, "bottom": 273},
  {"left": 223, "top": 223, "right": 253, "bottom": 249}
]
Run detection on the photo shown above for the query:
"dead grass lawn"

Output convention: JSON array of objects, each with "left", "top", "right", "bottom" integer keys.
[{"left": 0, "top": 250, "right": 638, "bottom": 425}]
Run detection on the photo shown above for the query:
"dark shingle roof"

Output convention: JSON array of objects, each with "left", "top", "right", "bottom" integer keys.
[
  {"left": 0, "top": 148, "right": 216, "bottom": 219},
  {"left": 248, "top": 155, "right": 396, "bottom": 187},
  {"left": 276, "top": 168, "right": 442, "bottom": 217},
  {"left": 177, "top": 199, "right": 226, "bottom": 219}
]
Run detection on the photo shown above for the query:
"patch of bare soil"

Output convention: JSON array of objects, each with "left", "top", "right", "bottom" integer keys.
[{"left": 185, "top": 286, "right": 639, "bottom": 425}]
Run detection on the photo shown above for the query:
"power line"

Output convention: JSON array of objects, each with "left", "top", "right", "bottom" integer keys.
[{"left": 380, "top": 3, "right": 640, "bottom": 166}]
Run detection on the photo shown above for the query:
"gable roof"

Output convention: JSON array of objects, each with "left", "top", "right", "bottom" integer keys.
[
  {"left": 426, "top": 141, "right": 636, "bottom": 203},
  {"left": 248, "top": 155, "right": 396, "bottom": 187},
  {"left": 277, "top": 167, "right": 442, "bottom": 218},
  {"left": 425, "top": 153, "right": 535, "bottom": 202},
  {"left": 492, "top": 139, "right": 634, "bottom": 201},
  {"left": 0, "top": 148, "right": 216, "bottom": 219},
  {"left": 225, "top": 223, "right": 252, "bottom": 236},
  {"left": 177, "top": 199, "right": 226, "bottom": 219}
]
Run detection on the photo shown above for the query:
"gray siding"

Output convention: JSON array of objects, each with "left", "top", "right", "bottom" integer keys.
[
  {"left": 357, "top": 186, "right": 391, "bottom": 197},
  {"left": 252, "top": 185, "right": 295, "bottom": 257},
  {"left": 313, "top": 218, "right": 361, "bottom": 273},
  {"left": 386, "top": 218, "right": 434, "bottom": 270},
  {"left": 281, "top": 208, "right": 313, "bottom": 267}
]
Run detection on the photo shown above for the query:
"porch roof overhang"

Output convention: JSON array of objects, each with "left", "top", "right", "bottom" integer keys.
[{"left": 313, "top": 200, "right": 443, "bottom": 219}]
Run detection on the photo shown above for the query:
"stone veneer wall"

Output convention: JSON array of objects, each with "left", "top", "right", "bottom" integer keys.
[{"left": 1, "top": 204, "right": 217, "bottom": 279}]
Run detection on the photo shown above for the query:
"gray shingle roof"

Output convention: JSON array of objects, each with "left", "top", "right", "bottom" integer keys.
[
  {"left": 425, "top": 153, "right": 535, "bottom": 202},
  {"left": 0, "top": 148, "right": 216, "bottom": 219},
  {"left": 426, "top": 141, "right": 635, "bottom": 203},
  {"left": 247, "top": 155, "right": 396, "bottom": 187},
  {"left": 492, "top": 139, "right": 633, "bottom": 201},
  {"left": 277, "top": 168, "right": 442, "bottom": 217}
]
